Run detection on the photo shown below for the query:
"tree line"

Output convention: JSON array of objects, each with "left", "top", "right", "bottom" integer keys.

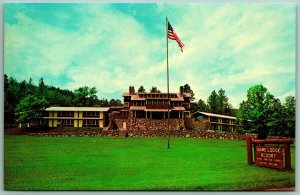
[
  {"left": 5, "top": 75, "right": 295, "bottom": 137},
  {"left": 4, "top": 74, "right": 122, "bottom": 125},
  {"left": 192, "top": 88, "right": 236, "bottom": 116},
  {"left": 166, "top": 83, "right": 294, "bottom": 137}
]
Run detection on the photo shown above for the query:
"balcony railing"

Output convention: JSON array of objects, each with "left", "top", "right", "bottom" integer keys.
[{"left": 146, "top": 104, "right": 169, "bottom": 109}]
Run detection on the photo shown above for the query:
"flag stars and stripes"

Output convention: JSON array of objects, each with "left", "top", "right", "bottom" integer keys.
[{"left": 167, "top": 21, "right": 184, "bottom": 52}]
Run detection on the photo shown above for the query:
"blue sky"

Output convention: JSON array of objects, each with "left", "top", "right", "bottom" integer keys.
[{"left": 4, "top": 3, "right": 296, "bottom": 108}]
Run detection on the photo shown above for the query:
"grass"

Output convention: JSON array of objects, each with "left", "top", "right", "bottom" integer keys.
[{"left": 4, "top": 135, "right": 295, "bottom": 190}]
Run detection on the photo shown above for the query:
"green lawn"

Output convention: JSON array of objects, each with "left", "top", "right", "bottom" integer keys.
[{"left": 4, "top": 135, "right": 295, "bottom": 190}]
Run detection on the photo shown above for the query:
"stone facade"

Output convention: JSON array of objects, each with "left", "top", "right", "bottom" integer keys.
[
  {"left": 121, "top": 86, "right": 191, "bottom": 120},
  {"left": 27, "top": 129, "right": 285, "bottom": 141},
  {"left": 114, "top": 118, "right": 184, "bottom": 131}
]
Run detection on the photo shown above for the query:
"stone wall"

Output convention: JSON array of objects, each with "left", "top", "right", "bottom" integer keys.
[
  {"left": 28, "top": 129, "right": 284, "bottom": 140},
  {"left": 114, "top": 118, "right": 184, "bottom": 131},
  {"left": 125, "top": 130, "right": 248, "bottom": 139}
]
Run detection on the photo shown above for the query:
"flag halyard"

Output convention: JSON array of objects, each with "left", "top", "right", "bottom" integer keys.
[{"left": 167, "top": 21, "right": 184, "bottom": 52}]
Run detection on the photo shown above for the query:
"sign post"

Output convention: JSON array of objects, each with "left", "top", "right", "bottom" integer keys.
[{"left": 246, "top": 137, "right": 293, "bottom": 170}]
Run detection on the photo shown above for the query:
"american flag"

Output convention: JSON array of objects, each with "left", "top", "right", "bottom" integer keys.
[{"left": 167, "top": 21, "right": 184, "bottom": 52}]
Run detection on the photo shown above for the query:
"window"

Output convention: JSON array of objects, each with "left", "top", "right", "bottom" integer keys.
[
  {"left": 83, "top": 111, "right": 99, "bottom": 117},
  {"left": 58, "top": 111, "right": 73, "bottom": 117},
  {"left": 83, "top": 119, "right": 99, "bottom": 127}
]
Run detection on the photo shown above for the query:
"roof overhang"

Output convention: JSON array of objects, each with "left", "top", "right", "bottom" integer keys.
[{"left": 45, "top": 107, "right": 110, "bottom": 112}]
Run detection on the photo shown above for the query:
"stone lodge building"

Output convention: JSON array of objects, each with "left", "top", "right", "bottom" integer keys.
[
  {"left": 108, "top": 86, "right": 191, "bottom": 131},
  {"left": 119, "top": 86, "right": 191, "bottom": 120}
]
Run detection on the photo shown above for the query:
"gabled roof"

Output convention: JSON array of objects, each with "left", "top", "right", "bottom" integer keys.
[{"left": 45, "top": 107, "right": 110, "bottom": 112}]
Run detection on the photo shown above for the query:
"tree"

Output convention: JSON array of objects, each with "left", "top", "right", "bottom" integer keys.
[
  {"left": 15, "top": 95, "right": 49, "bottom": 125},
  {"left": 4, "top": 74, "right": 9, "bottom": 92},
  {"left": 216, "top": 88, "right": 231, "bottom": 115},
  {"left": 150, "top": 86, "right": 160, "bottom": 93},
  {"left": 267, "top": 98, "right": 285, "bottom": 136},
  {"left": 4, "top": 75, "right": 18, "bottom": 126},
  {"left": 74, "top": 86, "right": 98, "bottom": 106},
  {"left": 38, "top": 77, "right": 47, "bottom": 98},
  {"left": 237, "top": 84, "right": 277, "bottom": 138},
  {"left": 19, "top": 80, "right": 28, "bottom": 98},
  {"left": 98, "top": 98, "right": 109, "bottom": 107},
  {"left": 207, "top": 90, "right": 218, "bottom": 113},
  {"left": 138, "top": 85, "right": 146, "bottom": 92},
  {"left": 5, "top": 77, "right": 21, "bottom": 111},
  {"left": 27, "top": 78, "right": 35, "bottom": 95},
  {"left": 109, "top": 99, "right": 123, "bottom": 106},
  {"left": 283, "top": 96, "right": 295, "bottom": 137},
  {"left": 183, "top": 84, "right": 195, "bottom": 101},
  {"left": 197, "top": 99, "right": 209, "bottom": 112}
]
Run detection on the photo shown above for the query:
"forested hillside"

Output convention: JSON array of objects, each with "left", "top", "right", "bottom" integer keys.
[{"left": 4, "top": 74, "right": 122, "bottom": 125}]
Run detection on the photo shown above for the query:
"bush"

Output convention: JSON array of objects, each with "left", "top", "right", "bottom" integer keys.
[{"left": 215, "top": 130, "right": 226, "bottom": 134}]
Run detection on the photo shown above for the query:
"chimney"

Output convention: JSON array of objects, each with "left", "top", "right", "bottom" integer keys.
[
  {"left": 180, "top": 86, "right": 184, "bottom": 96},
  {"left": 129, "top": 86, "right": 135, "bottom": 95}
]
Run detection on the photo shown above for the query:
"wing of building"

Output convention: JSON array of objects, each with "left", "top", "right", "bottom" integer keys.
[
  {"left": 191, "top": 111, "right": 241, "bottom": 132},
  {"left": 43, "top": 107, "right": 110, "bottom": 128}
]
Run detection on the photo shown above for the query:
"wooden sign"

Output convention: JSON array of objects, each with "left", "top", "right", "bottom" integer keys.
[{"left": 255, "top": 145, "right": 284, "bottom": 169}]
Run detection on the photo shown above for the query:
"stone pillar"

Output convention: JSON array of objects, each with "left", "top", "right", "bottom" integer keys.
[{"left": 122, "top": 122, "right": 127, "bottom": 130}]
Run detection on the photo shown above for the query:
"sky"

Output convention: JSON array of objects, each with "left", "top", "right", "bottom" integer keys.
[{"left": 4, "top": 3, "right": 296, "bottom": 108}]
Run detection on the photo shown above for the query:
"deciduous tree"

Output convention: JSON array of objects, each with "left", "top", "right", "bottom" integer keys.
[
  {"left": 74, "top": 86, "right": 98, "bottom": 106},
  {"left": 237, "top": 84, "right": 277, "bottom": 138},
  {"left": 283, "top": 96, "right": 295, "bottom": 137},
  {"left": 15, "top": 95, "right": 49, "bottom": 125}
]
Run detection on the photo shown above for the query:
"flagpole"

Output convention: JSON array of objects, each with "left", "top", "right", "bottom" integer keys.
[{"left": 166, "top": 17, "right": 170, "bottom": 149}]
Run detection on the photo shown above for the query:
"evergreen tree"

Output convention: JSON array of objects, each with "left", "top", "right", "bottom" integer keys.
[
  {"left": 38, "top": 77, "right": 46, "bottom": 98},
  {"left": 150, "top": 86, "right": 160, "bottom": 93},
  {"left": 197, "top": 99, "right": 209, "bottom": 112},
  {"left": 109, "top": 99, "right": 123, "bottom": 106},
  {"left": 138, "top": 85, "right": 146, "bottom": 92},
  {"left": 4, "top": 74, "right": 9, "bottom": 92},
  {"left": 207, "top": 90, "right": 218, "bottom": 113},
  {"left": 216, "top": 88, "right": 232, "bottom": 115},
  {"left": 182, "top": 84, "right": 195, "bottom": 101},
  {"left": 27, "top": 78, "right": 35, "bottom": 95}
]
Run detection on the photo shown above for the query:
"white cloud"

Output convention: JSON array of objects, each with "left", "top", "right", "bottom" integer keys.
[{"left": 4, "top": 4, "right": 295, "bottom": 108}]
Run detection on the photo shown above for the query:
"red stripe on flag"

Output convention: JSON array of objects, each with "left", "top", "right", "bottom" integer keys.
[{"left": 167, "top": 22, "right": 184, "bottom": 52}]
